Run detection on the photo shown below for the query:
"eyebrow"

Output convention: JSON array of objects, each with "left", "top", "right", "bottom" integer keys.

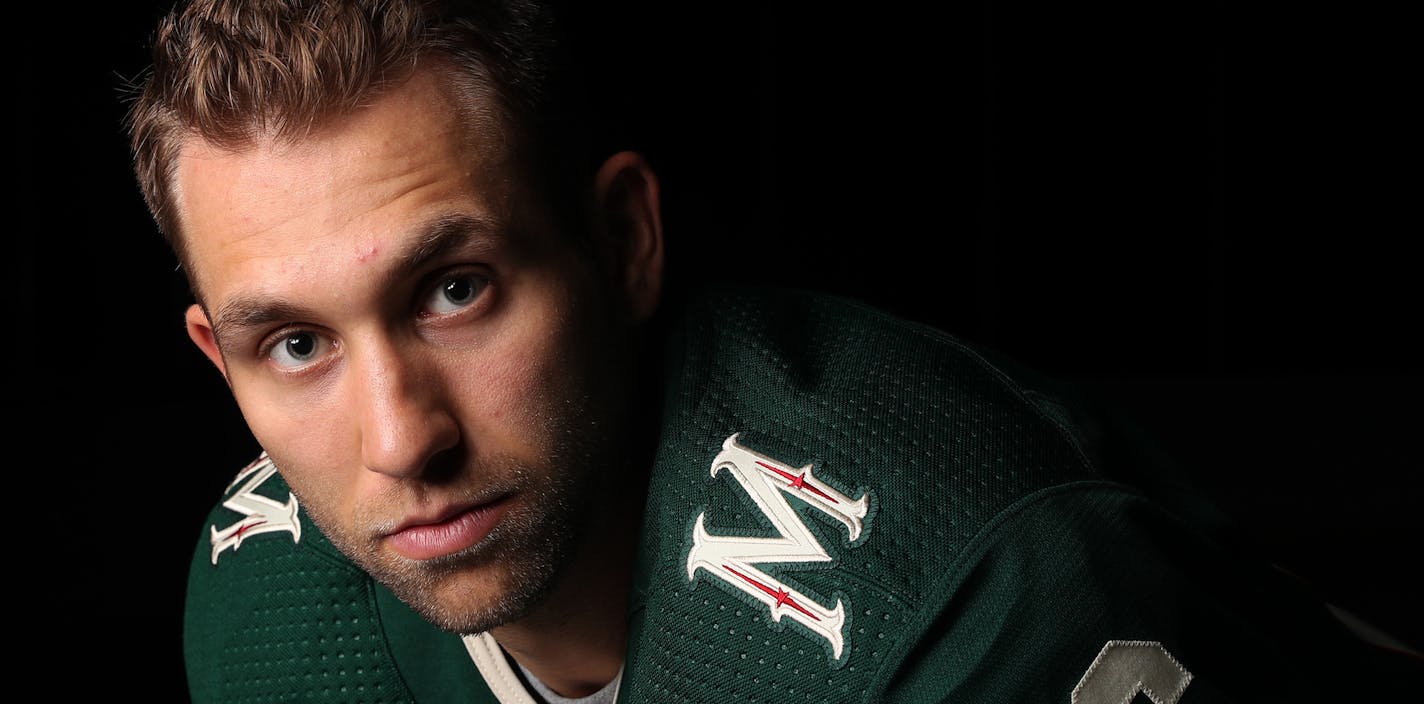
[
  {"left": 388, "top": 213, "right": 502, "bottom": 284},
  {"left": 209, "top": 213, "right": 502, "bottom": 352}
]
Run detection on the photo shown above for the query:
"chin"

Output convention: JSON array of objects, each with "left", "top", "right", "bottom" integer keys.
[
  {"left": 392, "top": 555, "right": 559, "bottom": 635},
  {"left": 370, "top": 508, "right": 576, "bottom": 635}
]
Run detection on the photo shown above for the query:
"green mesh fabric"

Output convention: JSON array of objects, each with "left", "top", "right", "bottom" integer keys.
[
  {"left": 184, "top": 466, "right": 491, "bottom": 704},
  {"left": 619, "top": 286, "right": 1100, "bottom": 703},
  {"left": 185, "top": 479, "right": 404, "bottom": 702}
]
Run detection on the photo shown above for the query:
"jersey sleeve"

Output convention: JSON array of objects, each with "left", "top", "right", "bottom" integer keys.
[
  {"left": 183, "top": 455, "right": 499, "bottom": 703},
  {"left": 878, "top": 482, "right": 1417, "bottom": 703}
]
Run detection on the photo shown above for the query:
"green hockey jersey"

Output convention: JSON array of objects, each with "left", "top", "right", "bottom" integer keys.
[{"left": 184, "top": 285, "right": 1416, "bottom": 702}]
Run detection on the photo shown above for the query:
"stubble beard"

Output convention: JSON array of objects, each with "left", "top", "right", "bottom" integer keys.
[{"left": 297, "top": 401, "right": 610, "bottom": 636}]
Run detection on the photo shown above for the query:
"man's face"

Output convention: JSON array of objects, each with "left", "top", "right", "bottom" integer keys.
[{"left": 173, "top": 67, "right": 632, "bottom": 633}]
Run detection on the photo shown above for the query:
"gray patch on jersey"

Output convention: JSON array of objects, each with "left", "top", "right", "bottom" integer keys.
[{"left": 1071, "top": 640, "right": 1192, "bottom": 704}]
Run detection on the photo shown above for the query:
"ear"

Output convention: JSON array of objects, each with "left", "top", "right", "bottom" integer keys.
[
  {"left": 591, "top": 150, "right": 664, "bottom": 323},
  {"left": 185, "top": 303, "right": 229, "bottom": 380}
]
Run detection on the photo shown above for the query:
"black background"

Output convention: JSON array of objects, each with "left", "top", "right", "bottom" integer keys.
[{"left": 10, "top": 1, "right": 1419, "bottom": 697}]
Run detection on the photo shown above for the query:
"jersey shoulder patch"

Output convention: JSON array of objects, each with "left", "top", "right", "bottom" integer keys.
[
  {"left": 207, "top": 453, "right": 301, "bottom": 564},
  {"left": 184, "top": 454, "right": 497, "bottom": 703}
]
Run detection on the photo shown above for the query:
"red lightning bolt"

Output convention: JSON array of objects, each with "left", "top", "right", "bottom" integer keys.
[
  {"left": 723, "top": 564, "right": 821, "bottom": 621},
  {"left": 232, "top": 520, "right": 267, "bottom": 537},
  {"left": 756, "top": 461, "right": 838, "bottom": 504}
]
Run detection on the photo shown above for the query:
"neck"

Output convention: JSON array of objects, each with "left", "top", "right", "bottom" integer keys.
[
  {"left": 491, "top": 465, "right": 643, "bottom": 698},
  {"left": 494, "top": 338, "right": 663, "bottom": 698}
]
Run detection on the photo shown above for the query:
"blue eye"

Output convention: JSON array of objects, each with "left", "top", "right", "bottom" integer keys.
[
  {"left": 268, "top": 331, "right": 331, "bottom": 368},
  {"left": 422, "top": 272, "right": 489, "bottom": 315}
]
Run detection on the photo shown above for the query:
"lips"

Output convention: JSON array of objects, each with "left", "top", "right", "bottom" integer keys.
[{"left": 385, "top": 496, "right": 510, "bottom": 561}]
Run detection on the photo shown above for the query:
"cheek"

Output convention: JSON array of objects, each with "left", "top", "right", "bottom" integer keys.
[
  {"left": 446, "top": 302, "right": 594, "bottom": 451},
  {"left": 448, "top": 332, "right": 560, "bottom": 432},
  {"left": 230, "top": 379, "right": 361, "bottom": 506}
]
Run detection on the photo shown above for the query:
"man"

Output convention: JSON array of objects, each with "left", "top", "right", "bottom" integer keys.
[{"left": 127, "top": 0, "right": 1418, "bottom": 702}]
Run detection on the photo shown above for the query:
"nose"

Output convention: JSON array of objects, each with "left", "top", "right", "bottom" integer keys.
[{"left": 353, "top": 341, "right": 460, "bottom": 479}]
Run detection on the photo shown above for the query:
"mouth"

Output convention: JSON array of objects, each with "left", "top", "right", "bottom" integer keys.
[{"left": 384, "top": 495, "right": 512, "bottom": 561}]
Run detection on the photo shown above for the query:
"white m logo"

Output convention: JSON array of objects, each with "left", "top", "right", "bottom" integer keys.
[
  {"left": 209, "top": 454, "right": 301, "bottom": 564},
  {"left": 686, "top": 433, "right": 873, "bottom": 663}
]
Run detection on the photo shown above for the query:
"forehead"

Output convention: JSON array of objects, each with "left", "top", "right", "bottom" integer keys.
[{"left": 170, "top": 66, "right": 516, "bottom": 300}]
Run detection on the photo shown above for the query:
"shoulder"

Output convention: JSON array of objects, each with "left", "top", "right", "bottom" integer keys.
[
  {"left": 626, "top": 285, "right": 1422, "bottom": 701},
  {"left": 624, "top": 284, "right": 1119, "bottom": 700},
  {"left": 654, "top": 283, "right": 1104, "bottom": 513},
  {"left": 661, "top": 283, "right": 1098, "bottom": 469},
  {"left": 183, "top": 455, "right": 493, "bottom": 703}
]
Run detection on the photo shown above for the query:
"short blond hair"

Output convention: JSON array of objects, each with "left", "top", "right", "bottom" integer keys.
[{"left": 125, "top": 0, "right": 579, "bottom": 273}]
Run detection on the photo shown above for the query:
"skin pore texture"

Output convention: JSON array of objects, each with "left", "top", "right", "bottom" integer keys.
[{"left": 173, "top": 64, "right": 664, "bottom": 697}]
